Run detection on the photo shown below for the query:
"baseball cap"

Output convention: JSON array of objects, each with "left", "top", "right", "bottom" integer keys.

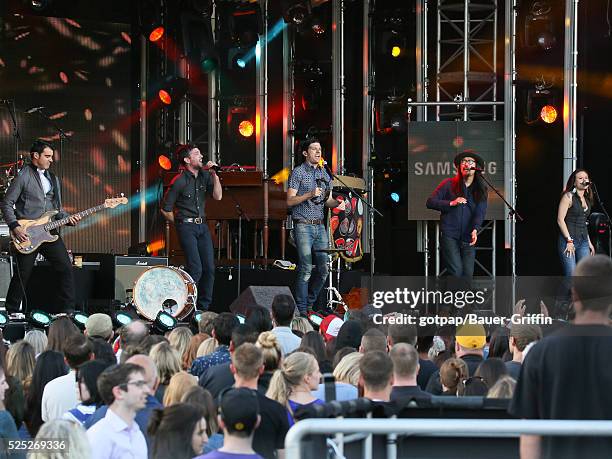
[
  {"left": 455, "top": 323, "right": 486, "bottom": 350},
  {"left": 85, "top": 313, "right": 113, "bottom": 339},
  {"left": 218, "top": 388, "right": 259, "bottom": 434},
  {"left": 319, "top": 315, "right": 343, "bottom": 342}
]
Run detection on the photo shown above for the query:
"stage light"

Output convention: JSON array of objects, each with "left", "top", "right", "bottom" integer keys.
[
  {"left": 0, "top": 311, "right": 8, "bottom": 327},
  {"left": 154, "top": 311, "right": 177, "bottom": 333},
  {"left": 181, "top": 11, "right": 218, "bottom": 72},
  {"left": 112, "top": 310, "right": 134, "bottom": 328},
  {"left": 29, "top": 309, "right": 53, "bottom": 328},
  {"left": 128, "top": 242, "right": 151, "bottom": 256},
  {"left": 390, "top": 192, "right": 400, "bottom": 203},
  {"left": 158, "top": 77, "right": 188, "bottom": 106},
  {"left": 310, "top": 14, "right": 326, "bottom": 36},
  {"left": 297, "top": 62, "right": 324, "bottom": 111},
  {"left": 71, "top": 312, "right": 89, "bottom": 330},
  {"left": 224, "top": 3, "right": 263, "bottom": 49},
  {"left": 227, "top": 48, "right": 249, "bottom": 70},
  {"left": 193, "top": 310, "right": 204, "bottom": 323},
  {"left": 238, "top": 120, "right": 254, "bottom": 138},
  {"left": 236, "top": 58, "right": 246, "bottom": 68},
  {"left": 158, "top": 154, "right": 172, "bottom": 171},
  {"left": 149, "top": 26, "right": 165, "bottom": 43},
  {"left": 391, "top": 46, "right": 401, "bottom": 58},
  {"left": 138, "top": 0, "right": 164, "bottom": 44},
  {"left": 523, "top": 1, "right": 557, "bottom": 50},
  {"left": 282, "top": 0, "right": 311, "bottom": 25},
  {"left": 540, "top": 105, "right": 557, "bottom": 124},
  {"left": 377, "top": 95, "right": 407, "bottom": 134},
  {"left": 30, "top": 0, "right": 51, "bottom": 12}
]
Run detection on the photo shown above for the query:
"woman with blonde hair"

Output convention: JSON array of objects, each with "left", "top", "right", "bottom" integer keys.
[
  {"left": 163, "top": 371, "right": 198, "bottom": 407},
  {"left": 29, "top": 419, "right": 91, "bottom": 459},
  {"left": 23, "top": 330, "right": 47, "bottom": 357},
  {"left": 150, "top": 342, "right": 181, "bottom": 403},
  {"left": 196, "top": 337, "right": 218, "bottom": 358},
  {"left": 333, "top": 352, "right": 362, "bottom": 386},
  {"left": 6, "top": 341, "right": 35, "bottom": 394},
  {"left": 266, "top": 351, "right": 323, "bottom": 425},
  {"left": 182, "top": 333, "right": 209, "bottom": 371},
  {"left": 290, "top": 316, "right": 313, "bottom": 337},
  {"left": 439, "top": 358, "right": 468, "bottom": 396},
  {"left": 487, "top": 375, "right": 516, "bottom": 399},
  {"left": 167, "top": 327, "right": 193, "bottom": 364},
  {"left": 256, "top": 331, "right": 282, "bottom": 392}
]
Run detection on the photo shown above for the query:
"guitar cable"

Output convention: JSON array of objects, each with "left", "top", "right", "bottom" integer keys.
[{"left": 8, "top": 242, "right": 28, "bottom": 316}]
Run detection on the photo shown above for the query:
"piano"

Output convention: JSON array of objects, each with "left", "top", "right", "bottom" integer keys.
[{"left": 164, "top": 170, "right": 288, "bottom": 263}]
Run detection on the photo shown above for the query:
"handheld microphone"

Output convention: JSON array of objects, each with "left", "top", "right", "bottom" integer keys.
[
  {"left": 208, "top": 164, "right": 221, "bottom": 173},
  {"left": 25, "top": 106, "right": 45, "bottom": 114},
  {"left": 583, "top": 181, "right": 591, "bottom": 186},
  {"left": 469, "top": 166, "right": 485, "bottom": 172}
]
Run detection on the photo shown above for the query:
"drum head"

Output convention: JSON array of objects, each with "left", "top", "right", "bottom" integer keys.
[{"left": 133, "top": 266, "right": 189, "bottom": 321}]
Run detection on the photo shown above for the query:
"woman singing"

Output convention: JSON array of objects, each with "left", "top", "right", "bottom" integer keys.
[{"left": 557, "top": 169, "right": 594, "bottom": 276}]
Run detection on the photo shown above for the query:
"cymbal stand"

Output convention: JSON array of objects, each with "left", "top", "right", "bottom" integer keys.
[{"left": 324, "top": 253, "right": 348, "bottom": 313}]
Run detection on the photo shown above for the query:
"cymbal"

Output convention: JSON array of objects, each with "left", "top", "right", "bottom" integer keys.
[{"left": 314, "top": 248, "right": 346, "bottom": 253}]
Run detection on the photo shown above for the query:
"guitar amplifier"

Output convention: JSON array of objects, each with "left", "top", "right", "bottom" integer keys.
[
  {"left": 114, "top": 256, "right": 168, "bottom": 302},
  {"left": 0, "top": 255, "right": 11, "bottom": 304}
]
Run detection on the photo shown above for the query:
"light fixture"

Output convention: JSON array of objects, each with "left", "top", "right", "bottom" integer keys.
[
  {"left": 282, "top": 0, "right": 311, "bottom": 25},
  {"left": 112, "top": 310, "right": 134, "bottom": 328},
  {"left": 298, "top": 62, "right": 324, "bottom": 111},
  {"left": 376, "top": 94, "right": 407, "bottom": 134},
  {"left": 540, "top": 105, "right": 557, "bottom": 124},
  {"left": 71, "top": 312, "right": 89, "bottom": 330},
  {"left": 0, "top": 311, "right": 8, "bottom": 327},
  {"left": 223, "top": 3, "right": 263, "bottom": 49},
  {"left": 153, "top": 311, "right": 177, "bottom": 334},
  {"left": 523, "top": 1, "right": 557, "bottom": 50},
  {"left": 28, "top": 309, "right": 53, "bottom": 328},
  {"left": 158, "top": 154, "right": 173, "bottom": 171},
  {"left": 138, "top": 0, "right": 164, "bottom": 43},
  {"left": 390, "top": 192, "right": 400, "bottom": 203},
  {"left": 30, "top": 0, "right": 51, "bottom": 12},
  {"left": 238, "top": 120, "right": 254, "bottom": 138},
  {"left": 181, "top": 11, "right": 218, "bottom": 72},
  {"left": 227, "top": 103, "right": 255, "bottom": 143},
  {"left": 525, "top": 80, "right": 558, "bottom": 125},
  {"left": 157, "top": 76, "right": 188, "bottom": 107}
]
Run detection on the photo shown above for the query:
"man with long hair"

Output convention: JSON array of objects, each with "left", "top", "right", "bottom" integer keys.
[
  {"left": 426, "top": 150, "right": 488, "bottom": 278},
  {"left": 161, "top": 144, "right": 222, "bottom": 311}
]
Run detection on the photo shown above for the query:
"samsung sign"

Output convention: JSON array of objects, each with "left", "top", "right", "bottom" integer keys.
[{"left": 407, "top": 121, "right": 506, "bottom": 221}]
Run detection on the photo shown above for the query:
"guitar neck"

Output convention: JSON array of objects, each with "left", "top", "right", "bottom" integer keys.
[{"left": 43, "top": 204, "right": 106, "bottom": 231}]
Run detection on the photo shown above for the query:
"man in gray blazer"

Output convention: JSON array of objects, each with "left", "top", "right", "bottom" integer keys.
[{"left": 0, "top": 140, "right": 79, "bottom": 314}]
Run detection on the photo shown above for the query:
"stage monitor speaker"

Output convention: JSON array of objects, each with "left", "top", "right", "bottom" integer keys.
[
  {"left": 0, "top": 255, "right": 12, "bottom": 304},
  {"left": 229, "top": 286, "right": 297, "bottom": 316},
  {"left": 114, "top": 256, "right": 168, "bottom": 302}
]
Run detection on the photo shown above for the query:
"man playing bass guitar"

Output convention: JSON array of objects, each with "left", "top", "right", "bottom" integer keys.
[{"left": 0, "top": 140, "right": 80, "bottom": 314}]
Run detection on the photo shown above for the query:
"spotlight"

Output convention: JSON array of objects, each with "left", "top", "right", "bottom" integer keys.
[
  {"left": 158, "top": 76, "right": 188, "bottom": 107},
  {"left": 236, "top": 314, "right": 246, "bottom": 324},
  {"left": 227, "top": 104, "right": 255, "bottom": 143},
  {"left": 138, "top": 0, "right": 164, "bottom": 43},
  {"left": 376, "top": 96, "right": 407, "bottom": 134},
  {"left": 308, "top": 311, "right": 324, "bottom": 327},
  {"left": 153, "top": 311, "right": 177, "bottom": 334},
  {"left": 227, "top": 48, "right": 249, "bottom": 70},
  {"left": 298, "top": 63, "right": 324, "bottom": 111},
  {"left": 310, "top": 14, "right": 326, "bottom": 36},
  {"left": 540, "top": 105, "right": 557, "bottom": 124},
  {"left": 71, "top": 312, "right": 89, "bottom": 330},
  {"left": 149, "top": 27, "right": 165, "bottom": 43},
  {"left": 181, "top": 11, "right": 218, "bottom": 72},
  {"left": 223, "top": 3, "right": 263, "bottom": 49},
  {"left": 112, "top": 310, "right": 134, "bottom": 328},
  {"left": 523, "top": 1, "right": 557, "bottom": 50},
  {"left": 193, "top": 310, "right": 205, "bottom": 323},
  {"left": 282, "top": 0, "right": 312, "bottom": 25},
  {"left": 30, "top": 0, "right": 51, "bottom": 12},
  {"left": 28, "top": 309, "right": 53, "bottom": 328},
  {"left": 238, "top": 120, "right": 254, "bottom": 138},
  {"left": 158, "top": 154, "right": 173, "bottom": 171},
  {"left": 525, "top": 81, "right": 558, "bottom": 125},
  {"left": 0, "top": 311, "right": 8, "bottom": 327},
  {"left": 390, "top": 192, "right": 400, "bottom": 203}
]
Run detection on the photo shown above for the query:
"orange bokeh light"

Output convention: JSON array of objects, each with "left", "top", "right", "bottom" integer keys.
[
  {"left": 238, "top": 120, "right": 254, "bottom": 137},
  {"left": 149, "top": 27, "right": 165, "bottom": 43},
  {"left": 158, "top": 89, "right": 171, "bottom": 105},
  {"left": 540, "top": 105, "right": 557, "bottom": 124},
  {"left": 158, "top": 155, "right": 172, "bottom": 171}
]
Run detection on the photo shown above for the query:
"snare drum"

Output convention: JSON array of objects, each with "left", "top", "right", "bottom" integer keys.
[{"left": 133, "top": 266, "right": 197, "bottom": 321}]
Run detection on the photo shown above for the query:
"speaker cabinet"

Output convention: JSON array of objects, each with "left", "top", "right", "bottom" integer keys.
[
  {"left": 114, "top": 256, "right": 168, "bottom": 302},
  {"left": 0, "top": 255, "right": 12, "bottom": 304},
  {"left": 229, "top": 286, "right": 296, "bottom": 316}
]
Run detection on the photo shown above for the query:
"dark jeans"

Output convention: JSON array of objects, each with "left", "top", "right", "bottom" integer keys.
[
  {"left": 175, "top": 222, "right": 215, "bottom": 310},
  {"left": 294, "top": 223, "right": 329, "bottom": 314},
  {"left": 6, "top": 236, "right": 75, "bottom": 313},
  {"left": 440, "top": 234, "right": 475, "bottom": 278}
]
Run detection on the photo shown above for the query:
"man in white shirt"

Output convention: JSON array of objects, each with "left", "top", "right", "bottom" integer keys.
[
  {"left": 270, "top": 295, "right": 301, "bottom": 356},
  {"left": 42, "top": 333, "right": 93, "bottom": 421},
  {"left": 87, "top": 363, "right": 150, "bottom": 459}
]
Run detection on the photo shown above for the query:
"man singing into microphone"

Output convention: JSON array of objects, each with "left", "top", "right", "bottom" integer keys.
[
  {"left": 161, "top": 144, "right": 222, "bottom": 311},
  {"left": 426, "top": 150, "right": 488, "bottom": 278},
  {"left": 287, "top": 138, "right": 345, "bottom": 316}
]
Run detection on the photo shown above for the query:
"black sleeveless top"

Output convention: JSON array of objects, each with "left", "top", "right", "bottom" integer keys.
[{"left": 564, "top": 193, "right": 590, "bottom": 240}]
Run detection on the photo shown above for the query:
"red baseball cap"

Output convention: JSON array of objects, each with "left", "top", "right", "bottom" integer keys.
[{"left": 319, "top": 315, "right": 343, "bottom": 342}]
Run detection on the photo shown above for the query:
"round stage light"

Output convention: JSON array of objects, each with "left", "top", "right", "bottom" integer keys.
[
  {"left": 391, "top": 46, "right": 402, "bottom": 58},
  {"left": 158, "top": 154, "right": 172, "bottom": 171},
  {"left": 29, "top": 310, "right": 53, "bottom": 328},
  {"left": 149, "top": 26, "right": 165, "bottom": 43},
  {"left": 236, "top": 58, "right": 246, "bottom": 68},
  {"left": 390, "top": 192, "right": 400, "bottom": 203},
  {"left": 540, "top": 105, "right": 557, "bottom": 124},
  {"left": 238, "top": 120, "right": 255, "bottom": 138},
  {"left": 158, "top": 89, "right": 172, "bottom": 105}
]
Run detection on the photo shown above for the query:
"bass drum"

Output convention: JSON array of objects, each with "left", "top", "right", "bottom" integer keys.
[{"left": 133, "top": 266, "right": 197, "bottom": 321}]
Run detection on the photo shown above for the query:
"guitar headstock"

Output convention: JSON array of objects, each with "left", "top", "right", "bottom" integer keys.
[{"left": 104, "top": 194, "right": 128, "bottom": 209}]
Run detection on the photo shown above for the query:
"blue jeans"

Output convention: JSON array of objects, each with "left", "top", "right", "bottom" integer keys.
[
  {"left": 558, "top": 234, "right": 590, "bottom": 277},
  {"left": 294, "top": 223, "right": 329, "bottom": 314},
  {"left": 175, "top": 222, "right": 215, "bottom": 310},
  {"left": 440, "top": 234, "right": 475, "bottom": 278}
]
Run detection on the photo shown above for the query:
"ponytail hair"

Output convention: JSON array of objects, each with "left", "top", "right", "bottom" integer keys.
[
  {"left": 439, "top": 358, "right": 468, "bottom": 395},
  {"left": 265, "top": 352, "right": 317, "bottom": 412}
]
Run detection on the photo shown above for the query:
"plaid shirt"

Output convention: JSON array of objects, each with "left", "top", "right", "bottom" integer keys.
[{"left": 189, "top": 345, "right": 230, "bottom": 377}]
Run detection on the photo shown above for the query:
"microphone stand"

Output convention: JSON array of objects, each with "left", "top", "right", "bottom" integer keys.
[
  {"left": 4, "top": 100, "right": 21, "bottom": 175},
  {"left": 33, "top": 107, "right": 72, "bottom": 166},
  {"left": 591, "top": 182, "right": 612, "bottom": 257},
  {"left": 473, "top": 169, "right": 524, "bottom": 222},
  {"left": 218, "top": 173, "right": 251, "bottom": 300}
]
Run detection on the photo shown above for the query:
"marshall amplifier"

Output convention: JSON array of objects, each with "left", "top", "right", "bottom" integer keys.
[
  {"left": 0, "top": 255, "right": 12, "bottom": 304},
  {"left": 114, "top": 256, "right": 168, "bottom": 302}
]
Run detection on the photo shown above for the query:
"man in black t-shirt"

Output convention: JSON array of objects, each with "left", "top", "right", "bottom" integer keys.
[
  {"left": 509, "top": 255, "right": 612, "bottom": 459},
  {"left": 161, "top": 144, "right": 222, "bottom": 310},
  {"left": 231, "top": 343, "right": 289, "bottom": 459},
  {"left": 389, "top": 343, "right": 432, "bottom": 402}
]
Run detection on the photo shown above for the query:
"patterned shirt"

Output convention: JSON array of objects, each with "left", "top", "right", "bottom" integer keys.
[
  {"left": 288, "top": 161, "right": 332, "bottom": 221},
  {"left": 190, "top": 345, "right": 230, "bottom": 377}
]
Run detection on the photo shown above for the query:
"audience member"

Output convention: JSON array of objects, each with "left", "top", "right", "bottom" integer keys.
[
  {"left": 197, "top": 311, "right": 219, "bottom": 336},
  {"left": 488, "top": 326, "right": 511, "bottom": 360},
  {"left": 195, "top": 388, "right": 263, "bottom": 459},
  {"left": 183, "top": 333, "right": 209, "bottom": 371},
  {"left": 85, "top": 313, "right": 114, "bottom": 342},
  {"left": 138, "top": 335, "right": 168, "bottom": 355},
  {"left": 510, "top": 255, "right": 612, "bottom": 459},
  {"left": 457, "top": 376, "right": 488, "bottom": 396},
  {"left": 300, "top": 331, "right": 333, "bottom": 373},
  {"left": 439, "top": 358, "right": 468, "bottom": 396},
  {"left": 6, "top": 341, "right": 35, "bottom": 395},
  {"left": 312, "top": 351, "right": 360, "bottom": 402},
  {"left": 390, "top": 343, "right": 431, "bottom": 402},
  {"left": 231, "top": 343, "right": 290, "bottom": 459},
  {"left": 359, "top": 351, "right": 394, "bottom": 403},
  {"left": 270, "top": 295, "right": 300, "bottom": 356},
  {"left": 197, "top": 338, "right": 218, "bottom": 358},
  {"left": 23, "top": 330, "right": 47, "bottom": 357},
  {"left": 505, "top": 323, "right": 542, "bottom": 380},
  {"left": 487, "top": 375, "right": 516, "bottom": 399},
  {"left": 167, "top": 327, "right": 193, "bottom": 367},
  {"left": 266, "top": 351, "right": 323, "bottom": 426},
  {"left": 46, "top": 316, "right": 80, "bottom": 354},
  {"left": 42, "top": 333, "right": 93, "bottom": 422},
  {"left": 474, "top": 357, "right": 508, "bottom": 389},
  {"left": 332, "top": 347, "right": 356, "bottom": 368},
  {"left": 416, "top": 334, "right": 438, "bottom": 391},
  {"left": 359, "top": 328, "right": 388, "bottom": 354},
  {"left": 199, "top": 325, "right": 259, "bottom": 399},
  {"left": 149, "top": 342, "right": 181, "bottom": 403},
  {"left": 245, "top": 306, "right": 274, "bottom": 334},
  {"left": 255, "top": 331, "right": 282, "bottom": 392},
  {"left": 0, "top": 362, "right": 22, "bottom": 458},
  {"left": 387, "top": 321, "right": 418, "bottom": 347},
  {"left": 163, "top": 371, "right": 197, "bottom": 406},
  {"left": 335, "top": 320, "right": 364, "bottom": 351},
  {"left": 190, "top": 313, "right": 238, "bottom": 377},
  {"left": 318, "top": 315, "right": 343, "bottom": 344},
  {"left": 29, "top": 419, "right": 91, "bottom": 459},
  {"left": 90, "top": 338, "right": 118, "bottom": 367},
  {"left": 117, "top": 321, "right": 149, "bottom": 363},
  {"left": 64, "top": 360, "right": 110, "bottom": 425},
  {"left": 148, "top": 403, "right": 207, "bottom": 459},
  {"left": 290, "top": 317, "right": 314, "bottom": 337},
  {"left": 87, "top": 363, "right": 149, "bottom": 459},
  {"left": 25, "top": 350, "right": 67, "bottom": 436},
  {"left": 180, "top": 386, "right": 221, "bottom": 452}
]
